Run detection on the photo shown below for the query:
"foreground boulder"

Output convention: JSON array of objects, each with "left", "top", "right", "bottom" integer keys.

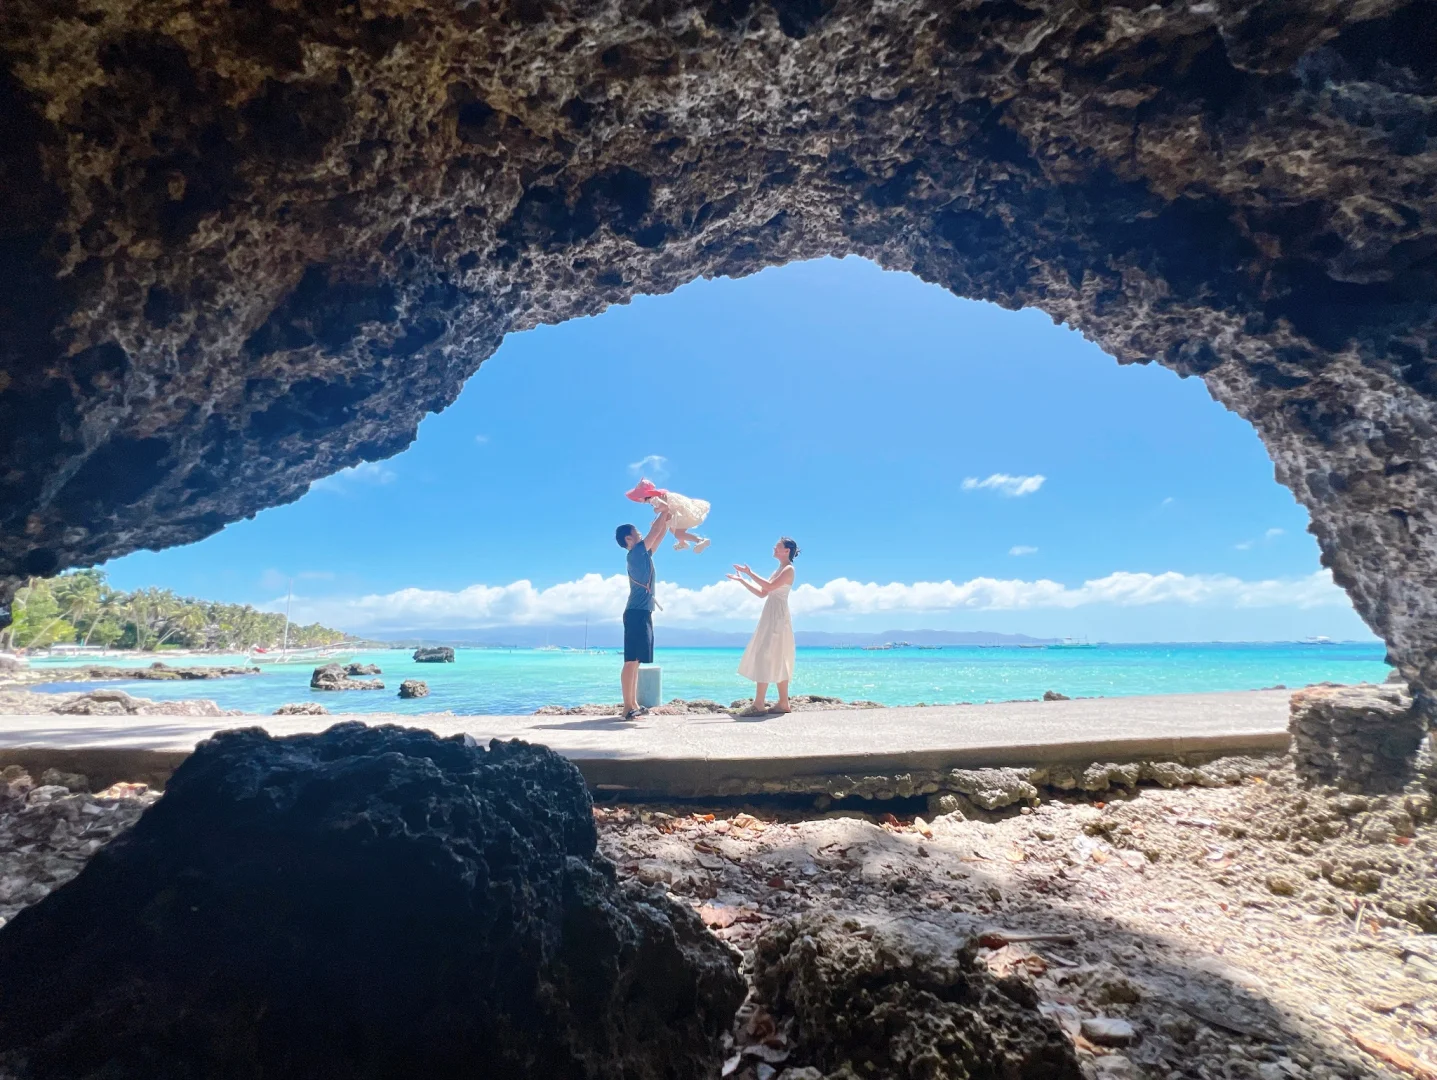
[
  {"left": 752, "top": 913, "right": 1081, "bottom": 1079},
  {"left": 0, "top": 723, "right": 744, "bottom": 1078},
  {"left": 414, "top": 646, "right": 456, "bottom": 663},
  {"left": 310, "top": 662, "right": 383, "bottom": 691},
  {"left": 1289, "top": 683, "right": 1424, "bottom": 790}
]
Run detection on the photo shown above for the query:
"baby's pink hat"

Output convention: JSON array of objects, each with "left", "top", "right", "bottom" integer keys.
[{"left": 625, "top": 478, "right": 667, "bottom": 502}]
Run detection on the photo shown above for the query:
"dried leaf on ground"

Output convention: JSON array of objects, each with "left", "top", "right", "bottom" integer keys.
[
  {"left": 1345, "top": 1030, "right": 1437, "bottom": 1080},
  {"left": 698, "top": 904, "right": 740, "bottom": 929}
]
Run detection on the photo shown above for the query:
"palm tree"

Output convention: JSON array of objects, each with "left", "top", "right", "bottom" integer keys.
[
  {"left": 54, "top": 570, "right": 103, "bottom": 644},
  {"left": 154, "top": 604, "right": 207, "bottom": 649},
  {"left": 86, "top": 585, "right": 125, "bottom": 646}
]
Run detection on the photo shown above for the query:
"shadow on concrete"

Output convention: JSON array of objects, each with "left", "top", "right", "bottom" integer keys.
[{"left": 531, "top": 717, "right": 640, "bottom": 731}]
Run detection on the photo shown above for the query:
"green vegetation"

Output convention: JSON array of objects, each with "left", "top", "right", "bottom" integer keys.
[{"left": 1, "top": 570, "right": 347, "bottom": 652}]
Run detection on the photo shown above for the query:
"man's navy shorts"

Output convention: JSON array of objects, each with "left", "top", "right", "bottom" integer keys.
[{"left": 623, "top": 609, "right": 653, "bottom": 664}]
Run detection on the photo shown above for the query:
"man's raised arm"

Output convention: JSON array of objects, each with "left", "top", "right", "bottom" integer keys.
[{"left": 643, "top": 510, "right": 671, "bottom": 552}]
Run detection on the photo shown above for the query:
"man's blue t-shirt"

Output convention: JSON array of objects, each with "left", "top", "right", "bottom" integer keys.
[{"left": 626, "top": 542, "right": 655, "bottom": 612}]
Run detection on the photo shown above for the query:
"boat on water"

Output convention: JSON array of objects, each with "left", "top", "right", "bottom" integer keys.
[
  {"left": 249, "top": 644, "right": 354, "bottom": 665},
  {"left": 1050, "top": 637, "right": 1098, "bottom": 649}
]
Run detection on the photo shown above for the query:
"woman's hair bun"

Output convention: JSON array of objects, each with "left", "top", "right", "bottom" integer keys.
[{"left": 780, "top": 537, "right": 800, "bottom": 560}]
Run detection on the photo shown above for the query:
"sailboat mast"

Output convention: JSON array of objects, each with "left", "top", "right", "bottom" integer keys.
[{"left": 282, "top": 580, "right": 292, "bottom": 655}]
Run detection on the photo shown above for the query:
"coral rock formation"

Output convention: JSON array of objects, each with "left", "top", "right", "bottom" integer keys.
[
  {"left": 752, "top": 912, "right": 1082, "bottom": 1079},
  {"left": 1, "top": 0, "right": 1435, "bottom": 746},
  {"left": 273, "top": 701, "right": 330, "bottom": 715},
  {"left": 1289, "top": 682, "right": 1425, "bottom": 789},
  {"left": 399, "top": 677, "right": 429, "bottom": 698},
  {"left": 414, "top": 646, "right": 457, "bottom": 663},
  {"left": 0, "top": 723, "right": 745, "bottom": 1078},
  {"left": 309, "top": 661, "right": 383, "bottom": 690}
]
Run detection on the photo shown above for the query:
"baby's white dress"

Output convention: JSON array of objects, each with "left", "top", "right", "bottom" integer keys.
[
  {"left": 661, "top": 491, "right": 710, "bottom": 531},
  {"left": 738, "top": 577, "right": 795, "bottom": 684}
]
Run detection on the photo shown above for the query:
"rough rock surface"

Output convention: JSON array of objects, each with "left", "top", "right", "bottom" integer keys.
[
  {"left": 309, "top": 661, "right": 383, "bottom": 690},
  {"left": 0, "top": 766, "right": 158, "bottom": 930},
  {"left": 1, "top": 1, "right": 1436, "bottom": 734},
  {"left": 346, "top": 662, "right": 381, "bottom": 676},
  {"left": 0, "top": 723, "right": 745, "bottom": 1079},
  {"left": 413, "top": 646, "right": 456, "bottom": 663},
  {"left": 0, "top": 685, "right": 233, "bottom": 716},
  {"left": 751, "top": 913, "right": 1082, "bottom": 1079},
  {"left": 398, "top": 678, "right": 429, "bottom": 699},
  {"left": 75, "top": 662, "right": 260, "bottom": 681},
  {"left": 1289, "top": 682, "right": 1426, "bottom": 789},
  {"left": 272, "top": 701, "right": 329, "bottom": 715}
]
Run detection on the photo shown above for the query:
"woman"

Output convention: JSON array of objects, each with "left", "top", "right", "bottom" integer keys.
[{"left": 728, "top": 538, "right": 799, "bottom": 715}]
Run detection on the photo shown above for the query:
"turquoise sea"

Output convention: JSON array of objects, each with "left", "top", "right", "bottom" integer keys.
[{"left": 28, "top": 642, "right": 1390, "bottom": 716}]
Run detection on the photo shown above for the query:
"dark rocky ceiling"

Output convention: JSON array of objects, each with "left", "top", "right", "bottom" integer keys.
[{"left": 1, "top": 0, "right": 1434, "bottom": 714}]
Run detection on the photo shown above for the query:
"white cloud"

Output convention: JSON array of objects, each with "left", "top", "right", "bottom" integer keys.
[
  {"left": 1161, "top": 497, "right": 1175, "bottom": 507},
  {"left": 284, "top": 568, "right": 1352, "bottom": 631},
  {"left": 311, "top": 461, "right": 396, "bottom": 492},
  {"left": 628, "top": 454, "right": 669, "bottom": 481},
  {"left": 1009, "top": 545, "right": 1038, "bottom": 556},
  {"left": 1236, "top": 527, "right": 1286, "bottom": 551},
  {"left": 962, "top": 473, "right": 1045, "bottom": 497},
  {"left": 474, "top": 434, "right": 489, "bottom": 444}
]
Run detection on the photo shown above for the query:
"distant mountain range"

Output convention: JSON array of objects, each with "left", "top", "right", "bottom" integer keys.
[{"left": 362, "top": 626, "right": 1057, "bottom": 649}]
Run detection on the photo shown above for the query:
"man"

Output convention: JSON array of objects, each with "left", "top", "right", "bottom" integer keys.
[{"left": 616, "top": 507, "right": 670, "bottom": 720}]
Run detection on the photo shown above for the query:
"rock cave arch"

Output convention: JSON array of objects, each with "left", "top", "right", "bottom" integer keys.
[{"left": 1, "top": 0, "right": 1434, "bottom": 737}]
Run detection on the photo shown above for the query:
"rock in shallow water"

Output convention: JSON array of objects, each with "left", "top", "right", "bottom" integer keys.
[
  {"left": 309, "top": 662, "right": 384, "bottom": 691},
  {"left": 0, "top": 723, "right": 744, "bottom": 1079}
]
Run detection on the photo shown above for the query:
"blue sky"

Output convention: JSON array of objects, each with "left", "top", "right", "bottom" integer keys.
[{"left": 105, "top": 257, "right": 1375, "bottom": 641}]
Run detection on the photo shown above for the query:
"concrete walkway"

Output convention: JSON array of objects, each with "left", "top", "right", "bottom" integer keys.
[{"left": 0, "top": 690, "right": 1292, "bottom": 796}]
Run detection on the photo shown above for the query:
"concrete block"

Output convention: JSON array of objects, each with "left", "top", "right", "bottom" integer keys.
[{"left": 637, "top": 666, "right": 662, "bottom": 708}]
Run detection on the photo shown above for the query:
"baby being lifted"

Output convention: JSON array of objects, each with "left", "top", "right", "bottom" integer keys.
[{"left": 625, "top": 478, "right": 711, "bottom": 552}]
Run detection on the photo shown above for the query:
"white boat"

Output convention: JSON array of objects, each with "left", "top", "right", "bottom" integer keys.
[
  {"left": 249, "top": 644, "right": 353, "bottom": 665},
  {"left": 1050, "top": 637, "right": 1098, "bottom": 649}
]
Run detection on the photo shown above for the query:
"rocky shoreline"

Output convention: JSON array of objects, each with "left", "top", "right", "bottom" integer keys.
[{"left": 0, "top": 662, "right": 258, "bottom": 688}]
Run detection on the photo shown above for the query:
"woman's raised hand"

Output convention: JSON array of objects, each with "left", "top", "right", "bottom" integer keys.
[
  {"left": 733, "top": 563, "right": 752, "bottom": 575},
  {"left": 726, "top": 573, "right": 743, "bottom": 583}
]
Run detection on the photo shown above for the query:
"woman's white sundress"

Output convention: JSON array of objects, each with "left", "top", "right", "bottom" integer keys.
[{"left": 738, "top": 573, "right": 795, "bottom": 684}]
